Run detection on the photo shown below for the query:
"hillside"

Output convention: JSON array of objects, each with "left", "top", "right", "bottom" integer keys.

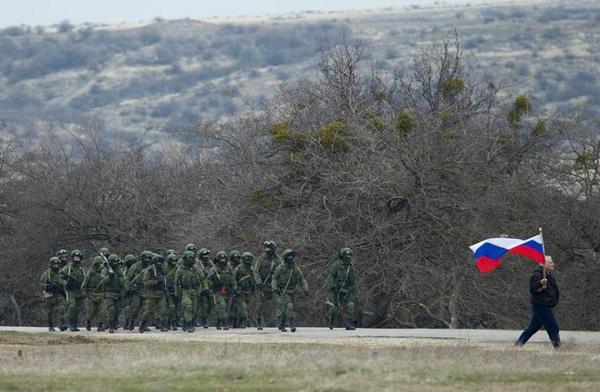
[{"left": 0, "top": 0, "right": 598, "bottom": 148}]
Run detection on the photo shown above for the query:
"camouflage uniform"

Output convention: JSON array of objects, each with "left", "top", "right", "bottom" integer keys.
[
  {"left": 55, "top": 249, "right": 69, "bottom": 329},
  {"left": 60, "top": 249, "right": 85, "bottom": 331},
  {"left": 81, "top": 256, "right": 105, "bottom": 331},
  {"left": 271, "top": 249, "right": 309, "bottom": 332},
  {"left": 228, "top": 250, "right": 242, "bottom": 327},
  {"left": 328, "top": 247, "right": 357, "bottom": 330},
  {"left": 98, "top": 254, "right": 126, "bottom": 333},
  {"left": 175, "top": 251, "right": 207, "bottom": 332},
  {"left": 207, "top": 251, "right": 236, "bottom": 330},
  {"left": 196, "top": 248, "right": 214, "bottom": 328},
  {"left": 139, "top": 255, "right": 168, "bottom": 333},
  {"left": 125, "top": 251, "right": 152, "bottom": 330},
  {"left": 121, "top": 254, "right": 138, "bottom": 329},
  {"left": 233, "top": 252, "right": 256, "bottom": 328},
  {"left": 40, "top": 257, "right": 67, "bottom": 331},
  {"left": 254, "top": 240, "right": 282, "bottom": 329},
  {"left": 163, "top": 253, "right": 179, "bottom": 330}
]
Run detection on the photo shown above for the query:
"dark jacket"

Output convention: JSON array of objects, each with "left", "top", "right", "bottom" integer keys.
[{"left": 529, "top": 266, "right": 559, "bottom": 308}]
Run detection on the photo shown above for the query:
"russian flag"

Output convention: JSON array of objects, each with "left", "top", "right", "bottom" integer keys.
[{"left": 469, "top": 234, "right": 545, "bottom": 273}]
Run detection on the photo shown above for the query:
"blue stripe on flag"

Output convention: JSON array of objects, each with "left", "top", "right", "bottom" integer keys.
[
  {"left": 474, "top": 242, "right": 508, "bottom": 260},
  {"left": 519, "top": 240, "right": 544, "bottom": 254}
]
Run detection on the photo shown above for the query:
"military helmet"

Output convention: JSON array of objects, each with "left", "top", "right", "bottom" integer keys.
[
  {"left": 185, "top": 243, "right": 198, "bottom": 253},
  {"left": 140, "top": 251, "right": 153, "bottom": 261},
  {"left": 56, "top": 249, "right": 68, "bottom": 257},
  {"left": 99, "top": 247, "right": 110, "bottom": 257},
  {"left": 182, "top": 250, "right": 195, "bottom": 260},
  {"left": 152, "top": 254, "right": 165, "bottom": 264},
  {"left": 107, "top": 254, "right": 120, "bottom": 264},
  {"left": 339, "top": 247, "right": 353, "bottom": 258},
  {"left": 229, "top": 250, "right": 241, "bottom": 259},
  {"left": 242, "top": 251, "right": 254, "bottom": 262},
  {"left": 215, "top": 251, "right": 228, "bottom": 261},
  {"left": 282, "top": 249, "right": 296, "bottom": 259},
  {"left": 49, "top": 256, "right": 61, "bottom": 265},
  {"left": 70, "top": 249, "right": 83, "bottom": 259},
  {"left": 263, "top": 240, "right": 277, "bottom": 249},
  {"left": 166, "top": 253, "right": 178, "bottom": 262},
  {"left": 198, "top": 248, "right": 211, "bottom": 257},
  {"left": 165, "top": 249, "right": 177, "bottom": 257},
  {"left": 123, "top": 254, "right": 137, "bottom": 265}
]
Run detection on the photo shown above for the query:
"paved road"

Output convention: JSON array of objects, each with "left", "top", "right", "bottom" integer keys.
[{"left": 2, "top": 326, "right": 600, "bottom": 344}]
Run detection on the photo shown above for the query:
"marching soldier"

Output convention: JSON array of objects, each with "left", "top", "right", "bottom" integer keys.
[
  {"left": 40, "top": 257, "right": 67, "bottom": 331},
  {"left": 163, "top": 253, "right": 179, "bottom": 330},
  {"left": 234, "top": 252, "right": 257, "bottom": 328},
  {"left": 98, "top": 254, "right": 126, "bottom": 333},
  {"left": 254, "top": 240, "right": 282, "bottom": 330},
  {"left": 139, "top": 254, "right": 168, "bottom": 333},
  {"left": 327, "top": 247, "right": 356, "bottom": 330},
  {"left": 175, "top": 251, "right": 208, "bottom": 332},
  {"left": 126, "top": 251, "right": 153, "bottom": 330},
  {"left": 81, "top": 256, "right": 105, "bottom": 331},
  {"left": 207, "top": 251, "right": 236, "bottom": 330},
  {"left": 196, "top": 248, "right": 213, "bottom": 328},
  {"left": 271, "top": 249, "right": 309, "bottom": 332},
  {"left": 60, "top": 249, "right": 85, "bottom": 331},
  {"left": 228, "top": 250, "right": 242, "bottom": 327}
]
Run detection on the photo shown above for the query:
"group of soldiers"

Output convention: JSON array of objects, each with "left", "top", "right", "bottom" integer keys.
[{"left": 40, "top": 240, "right": 357, "bottom": 333}]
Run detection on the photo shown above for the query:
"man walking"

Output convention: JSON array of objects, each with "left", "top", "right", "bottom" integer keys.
[{"left": 515, "top": 255, "right": 561, "bottom": 348}]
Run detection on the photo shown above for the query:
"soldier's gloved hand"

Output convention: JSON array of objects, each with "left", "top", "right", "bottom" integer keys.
[
  {"left": 276, "top": 288, "right": 283, "bottom": 296},
  {"left": 230, "top": 288, "right": 237, "bottom": 297}
]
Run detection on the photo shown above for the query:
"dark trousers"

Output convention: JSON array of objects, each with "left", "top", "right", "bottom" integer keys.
[{"left": 516, "top": 303, "right": 560, "bottom": 345}]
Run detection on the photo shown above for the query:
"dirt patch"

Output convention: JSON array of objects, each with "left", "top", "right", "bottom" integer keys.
[{"left": 0, "top": 332, "right": 125, "bottom": 346}]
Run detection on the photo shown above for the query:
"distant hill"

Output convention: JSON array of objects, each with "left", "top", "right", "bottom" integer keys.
[{"left": 0, "top": 0, "right": 598, "bottom": 148}]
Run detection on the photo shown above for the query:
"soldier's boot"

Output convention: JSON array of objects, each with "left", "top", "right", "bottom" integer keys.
[
  {"left": 108, "top": 320, "right": 115, "bottom": 334},
  {"left": 69, "top": 319, "right": 80, "bottom": 332},
  {"left": 223, "top": 317, "right": 230, "bottom": 330},
  {"left": 143, "top": 322, "right": 151, "bottom": 332},
  {"left": 160, "top": 320, "right": 169, "bottom": 332},
  {"left": 48, "top": 315, "right": 55, "bottom": 332},
  {"left": 59, "top": 323, "right": 68, "bottom": 331},
  {"left": 229, "top": 316, "right": 235, "bottom": 329},
  {"left": 127, "top": 320, "right": 135, "bottom": 331},
  {"left": 256, "top": 317, "right": 263, "bottom": 331},
  {"left": 154, "top": 319, "right": 160, "bottom": 330},
  {"left": 124, "top": 316, "right": 130, "bottom": 330},
  {"left": 201, "top": 317, "right": 209, "bottom": 329},
  {"left": 344, "top": 317, "right": 355, "bottom": 331},
  {"left": 290, "top": 318, "right": 296, "bottom": 333},
  {"left": 171, "top": 320, "right": 178, "bottom": 331},
  {"left": 138, "top": 320, "right": 147, "bottom": 334},
  {"left": 277, "top": 318, "right": 287, "bottom": 332},
  {"left": 216, "top": 318, "right": 222, "bottom": 330},
  {"left": 97, "top": 322, "right": 105, "bottom": 332},
  {"left": 86, "top": 320, "right": 92, "bottom": 331},
  {"left": 239, "top": 317, "right": 247, "bottom": 329},
  {"left": 187, "top": 321, "right": 195, "bottom": 333}
]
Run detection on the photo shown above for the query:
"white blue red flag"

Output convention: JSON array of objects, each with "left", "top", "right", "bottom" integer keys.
[{"left": 469, "top": 234, "right": 545, "bottom": 273}]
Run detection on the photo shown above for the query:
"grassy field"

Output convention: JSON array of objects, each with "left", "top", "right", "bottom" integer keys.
[{"left": 1, "top": 331, "right": 599, "bottom": 391}]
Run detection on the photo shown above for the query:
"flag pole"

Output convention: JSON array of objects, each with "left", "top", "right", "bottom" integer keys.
[{"left": 539, "top": 227, "right": 547, "bottom": 285}]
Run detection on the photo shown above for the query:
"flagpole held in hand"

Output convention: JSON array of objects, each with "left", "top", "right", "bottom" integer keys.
[{"left": 539, "top": 227, "right": 547, "bottom": 288}]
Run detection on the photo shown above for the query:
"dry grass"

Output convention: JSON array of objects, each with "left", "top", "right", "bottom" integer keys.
[{"left": 1, "top": 332, "right": 600, "bottom": 391}]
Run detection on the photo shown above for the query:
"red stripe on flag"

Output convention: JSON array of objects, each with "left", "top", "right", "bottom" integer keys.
[
  {"left": 476, "top": 257, "right": 501, "bottom": 273},
  {"left": 508, "top": 245, "right": 545, "bottom": 264}
]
